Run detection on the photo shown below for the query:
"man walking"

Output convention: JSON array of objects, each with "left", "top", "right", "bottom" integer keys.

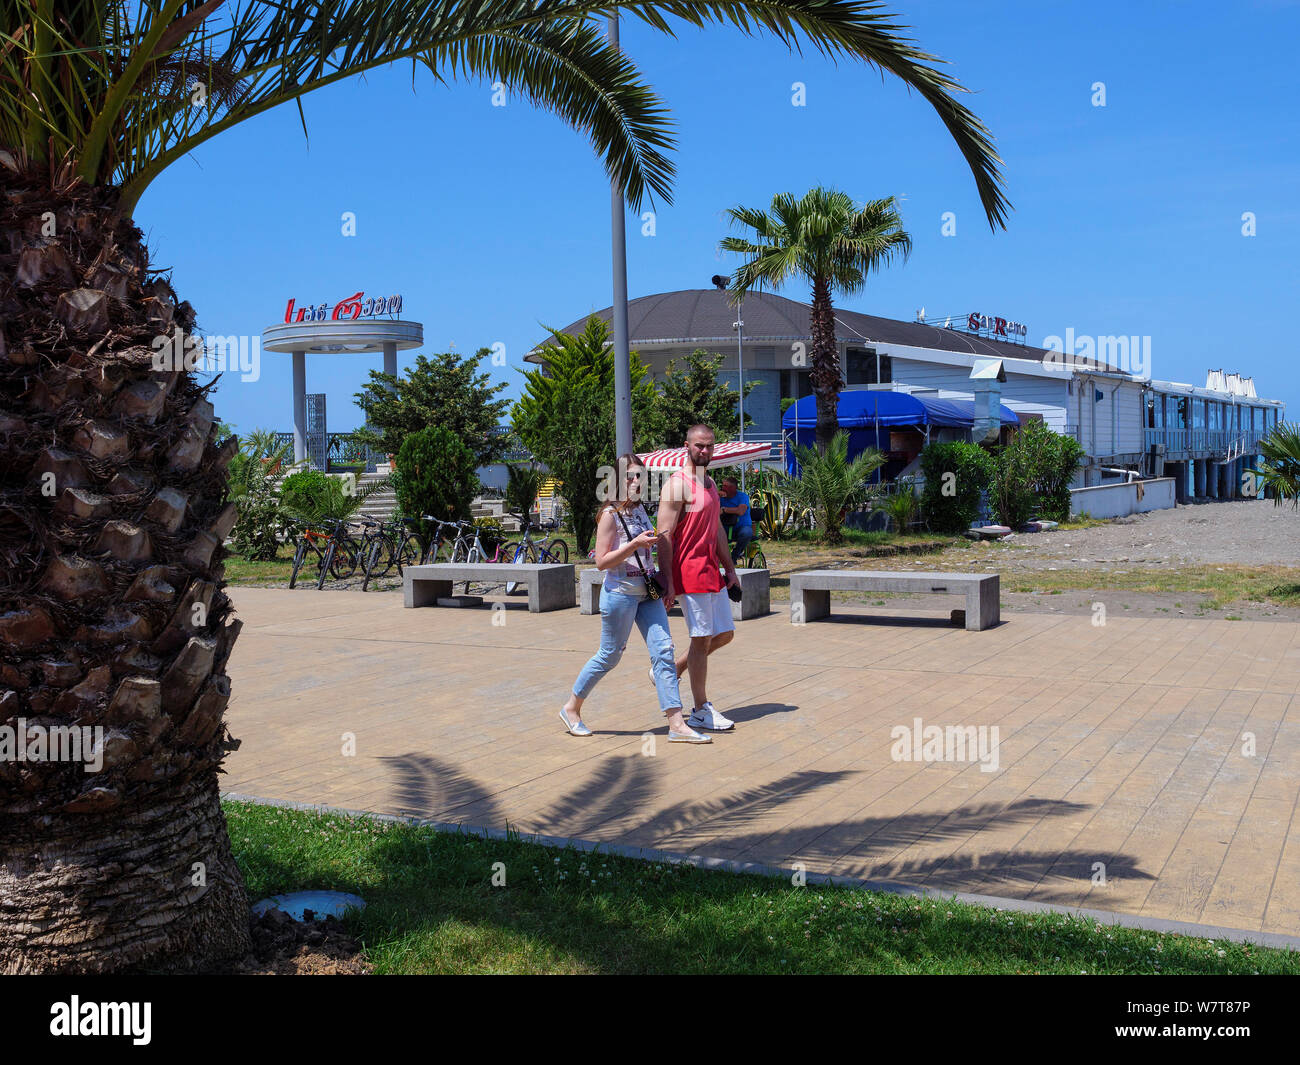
[{"left": 656, "top": 424, "right": 740, "bottom": 732}]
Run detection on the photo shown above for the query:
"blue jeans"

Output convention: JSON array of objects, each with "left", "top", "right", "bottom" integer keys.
[
  {"left": 729, "top": 527, "right": 754, "bottom": 564},
  {"left": 573, "top": 586, "right": 682, "bottom": 713}
]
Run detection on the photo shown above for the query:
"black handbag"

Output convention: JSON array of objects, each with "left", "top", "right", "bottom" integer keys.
[{"left": 614, "top": 508, "right": 665, "bottom": 600}]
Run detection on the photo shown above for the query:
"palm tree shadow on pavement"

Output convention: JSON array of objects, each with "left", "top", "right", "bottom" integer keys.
[{"left": 370, "top": 756, "right": 1142, "bottom": 913}]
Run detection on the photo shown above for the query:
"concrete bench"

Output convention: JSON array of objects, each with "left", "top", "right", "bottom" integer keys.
[
  {"left": 404, "top": 563, "right": 575, "bottom": 613},
  {"left": 788, "top": 569, "right": 999, "bottom": 631},
  {"left": 580, "top": 566, "right": 770, "bottom": 620}
]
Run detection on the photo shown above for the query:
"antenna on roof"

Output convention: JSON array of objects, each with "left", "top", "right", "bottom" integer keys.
[{"left": 915, "top": 307, "right": 926, "bottom": 322}]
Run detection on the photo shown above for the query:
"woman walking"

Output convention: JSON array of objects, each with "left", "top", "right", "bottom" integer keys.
[{"left": 560, "top": 454, "right": 711, "bottom": 743}]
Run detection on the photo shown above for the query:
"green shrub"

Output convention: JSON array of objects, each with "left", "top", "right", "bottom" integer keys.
[
  {"left": 990, "top": 420, "right": 1084, "bottom": 527},
  {"left": 988, "top": 445, "right": 1036, "bottom": 531},
  {"left": 226, "top": 429, "right": 293, "bottom": 560},
  {"left": 504, "top": 463, "right": 541, "bottom": 518},
  {"left": 279, "top": 468, "right": 389, "bottom": 524},
  {"left": 920, "top": 442, "right": 996, "bottom": 533},
  {"left": 278, "top": 469, "right": 335, "bottom": 520},
  {"left": 392, "top": 426, "right": 478, "bottom": 536},
  {"left": 474, "top": 517, "right": 505, "bottom": 551}
]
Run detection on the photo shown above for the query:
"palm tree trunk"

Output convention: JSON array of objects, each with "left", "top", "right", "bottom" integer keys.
[
  {"left": 808, "top": 274, "right": 842, "bottom": 451},
  {"left": 0, "top": 175, "right": 250, "bottom": 972}
]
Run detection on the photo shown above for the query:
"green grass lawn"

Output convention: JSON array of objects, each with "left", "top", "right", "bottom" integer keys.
[
  {"left": 999, "top": 564, "right": 1300, "bottom": 610},
  {"left": 226, "top": 802, "right": 1298, "bottom": 975},
  {"left": 223, "top": 546, "right": 296, "bottom": 585}
]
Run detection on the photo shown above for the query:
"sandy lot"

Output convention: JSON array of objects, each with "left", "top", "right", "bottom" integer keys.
[{"left": 983, "top": 498, "right": 1299, "bottom": 569}]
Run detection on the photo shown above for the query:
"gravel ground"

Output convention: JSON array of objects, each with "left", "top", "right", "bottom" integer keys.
[{"left": 992, "top": 498, "right": 1300, "bottom": 569}]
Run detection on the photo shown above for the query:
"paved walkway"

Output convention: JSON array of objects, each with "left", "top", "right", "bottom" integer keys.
[{"left": 222, "top": 587, "right": 1300, "bottom": 937}]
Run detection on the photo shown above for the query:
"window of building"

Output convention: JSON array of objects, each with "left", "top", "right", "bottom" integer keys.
[{"left": 844, "top": 349, "right": 890, "bottom": 386}]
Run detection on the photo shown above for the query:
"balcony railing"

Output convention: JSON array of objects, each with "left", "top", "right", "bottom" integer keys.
[
  {"left": 1143, "top": 428, "right": 1265, "bottom": 455},
  {"left": 268, "top": 432, "right": 387, "bottom": 472}
]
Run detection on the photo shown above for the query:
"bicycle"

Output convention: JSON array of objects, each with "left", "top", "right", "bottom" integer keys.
[
  {"left": 288, "top": 518, "right": 359, "bottom": 589},
  {"left": 506, "top": 515, "right": 569, "bottom": 594},
  {"left": 361, "top": 515, "right": 430, "bottom": 590},
  {"left": 726, "top": 525, "right": 766, "bottom": 569},
  {"left": 447, "top": 520, "right": 514, "bottom": 565},
  {"left": 737, "top": 537, "right": 766, "bottom": 569}
]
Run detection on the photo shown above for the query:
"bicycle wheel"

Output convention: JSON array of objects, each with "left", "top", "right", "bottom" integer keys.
[
  {"left": 751, "top": 548, "right": 767, "bottom": 569},
  {"left": 288, "top": 538, "right": 308, "bottom": 589},
  {"left": 396, "top": 533, "right": 425, "bottom": 572},
  {"left": 505, "top": 542, "right": 530, "bottom": 595},
  {"left": 330, "top": 542, "right": 359, "bottom": 581},
  {"left": 371, "top": 534, "right": 397, "bottom": 578},
  {"left": 544, "top": 538, "right": 569, "bottom": 563},
  {"left": 360, "top": 537, "right": 389, "bottom": 591},
  {"left": 316, "top": 541, "right": 335, "bottom": 589},
  {"left": 419, "top": 534, "right": 439, "bottom": 565}
]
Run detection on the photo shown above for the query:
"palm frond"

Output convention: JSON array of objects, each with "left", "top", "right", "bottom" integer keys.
[
  {"left": 1250, "top": 423, "right": 1300, "bottom": 508},
  {"left": 2, "top": 0, "right": 1008, "bottom": 225}
]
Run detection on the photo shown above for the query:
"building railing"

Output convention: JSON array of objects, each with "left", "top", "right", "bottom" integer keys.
[
  {"left": 268, "top": 431, "right": 387, "bottom": 472},
  {"left": 1143, "top": 427, "right": 1265, "bottom": 455}
]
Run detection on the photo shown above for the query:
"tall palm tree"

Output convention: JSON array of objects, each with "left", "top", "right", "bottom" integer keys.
[
  {"left": 720, "top": 189, "right": 913, "bottom": 450},
  {"left": 0, "top": 2, "right": 1006, "bottom": 974}
]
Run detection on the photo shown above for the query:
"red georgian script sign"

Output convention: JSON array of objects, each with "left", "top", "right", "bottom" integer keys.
[{"left": 284, "top": 292, "right": 403, "bottom": 323}]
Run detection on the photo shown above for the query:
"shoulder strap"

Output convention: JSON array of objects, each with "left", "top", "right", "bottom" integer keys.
[{"left": 613, "top": 507, "right": 648, "bottom": 575}]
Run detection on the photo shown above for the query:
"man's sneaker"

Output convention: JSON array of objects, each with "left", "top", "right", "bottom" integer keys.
[{"left": 687, "top": 701, "right": 735, "bottom": 731}]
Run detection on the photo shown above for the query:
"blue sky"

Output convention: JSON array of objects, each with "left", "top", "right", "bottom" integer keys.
[{"left": 138, "top": 0, "right": 1300, "bottom": 435}]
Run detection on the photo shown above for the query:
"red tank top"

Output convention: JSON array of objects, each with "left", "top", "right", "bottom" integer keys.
[{"left": 669, "top": 471, "right": 723, "bottom": 594}]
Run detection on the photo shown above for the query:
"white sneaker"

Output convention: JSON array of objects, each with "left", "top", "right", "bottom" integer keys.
[{"left": 687, "top": 701, "right": 734, "bottom": 731}]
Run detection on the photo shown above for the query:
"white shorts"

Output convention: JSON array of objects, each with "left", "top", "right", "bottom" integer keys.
[{"left": 680, "top": 590, "right": 735, "bottom": 638}]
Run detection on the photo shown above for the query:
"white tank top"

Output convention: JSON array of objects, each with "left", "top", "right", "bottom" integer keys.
[{"left": 601, "top": 504, "right": 655, "bottom": 597}]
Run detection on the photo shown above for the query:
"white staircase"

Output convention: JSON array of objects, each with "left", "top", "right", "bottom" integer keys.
[{"left": 355, "top": 473, "right": 398, "bottom": 521}]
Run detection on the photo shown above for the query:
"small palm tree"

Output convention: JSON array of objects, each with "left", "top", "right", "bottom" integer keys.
[
  {"left": 878, "top": 481, "right": 919, "bottom": 533},
  {"left": 720, "top": 189, "right": 913, "bottom": 451},
  {"left": 779, "top": 430, "right": 884, "bottom": 544},
  {"left": 1251, "top": 423, "right": 1300, "bottom": 507},
  {"left": 280, "top": 473, "right": 392, "bottom": 526},
  {"left": 505, "top": 462, "right": 543, "bottom": 520},
  {"left": 226, "top": 430, "right": 294, "bottom": 560}
]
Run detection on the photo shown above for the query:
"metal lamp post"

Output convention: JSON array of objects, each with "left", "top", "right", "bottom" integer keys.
[
  {"left": 713, "top": 274, "right": 745, "bottom": 490},
  {"left": 608, "top": 15, "right": 633, "bottom": 457}
]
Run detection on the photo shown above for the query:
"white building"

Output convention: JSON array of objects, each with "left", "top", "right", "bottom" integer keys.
[{"left": 533, "top": 289, "right": 1286, "bottom": 496}]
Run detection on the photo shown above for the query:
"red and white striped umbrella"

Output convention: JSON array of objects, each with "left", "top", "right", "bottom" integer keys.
[{"left": 636, "top": 440, "right": 771, "bottom": 471}]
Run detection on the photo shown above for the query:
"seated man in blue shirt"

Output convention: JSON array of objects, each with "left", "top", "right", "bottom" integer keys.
[{"left": 718, "top": 476, "right": 754, "bottom": 565}]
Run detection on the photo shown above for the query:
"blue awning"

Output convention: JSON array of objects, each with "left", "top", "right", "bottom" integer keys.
[{"left": 781, "top": 389, "right": 1020, "bottom": 430}]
